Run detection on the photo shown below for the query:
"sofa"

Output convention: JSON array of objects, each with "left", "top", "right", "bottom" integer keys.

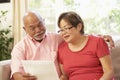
[
  {"left": 0, "top": 60, "right": 11, "bottom": 80},
  {"left": 111, "top": 35, "right": 120, "bottom": 80},
  {"left": 0, "top": 35, "right": 120, "bottom": 80}
]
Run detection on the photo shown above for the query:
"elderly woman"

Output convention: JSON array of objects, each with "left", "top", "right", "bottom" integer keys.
[{"left": 58, "top": 11, "right": 114, "bottom": 80}]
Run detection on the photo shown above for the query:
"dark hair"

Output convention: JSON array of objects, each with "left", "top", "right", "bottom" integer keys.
[{"left": 57, "top": 11, "right": 84, "bottom": 34}]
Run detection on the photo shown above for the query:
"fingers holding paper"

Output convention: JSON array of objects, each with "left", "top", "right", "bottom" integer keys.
[
  {"left": 23, "top": 73, "right": 37, "bottom": 80},
  {"left": 12, "top": 72, "right": 37, "bottom": 80}
]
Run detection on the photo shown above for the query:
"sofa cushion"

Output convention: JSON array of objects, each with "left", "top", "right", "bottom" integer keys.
[
  {"left": 0, "top": 60, "right": 11, "bottom": 80},
  {"left": 111, "top": 37, "right": 120, "bottom": 79}
]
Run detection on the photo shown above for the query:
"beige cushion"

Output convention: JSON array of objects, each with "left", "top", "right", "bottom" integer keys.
[
  {"left": 111, "top": 36, "right": 120, "bottom": 79},
  {"left": 0, "top": 60, "right": 11, "bottom": 80}
]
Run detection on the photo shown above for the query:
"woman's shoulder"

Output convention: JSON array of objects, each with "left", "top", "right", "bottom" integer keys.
[
  {"left": 58, "top": 41, "right": 67, "bottom": 48},
  {"left": 88, "top": 35, "right": 104, "bottom": 41}
]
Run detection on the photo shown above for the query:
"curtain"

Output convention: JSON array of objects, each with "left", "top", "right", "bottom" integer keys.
[{"left": 12, "top": 0, "right": 28, "bottom": 45}]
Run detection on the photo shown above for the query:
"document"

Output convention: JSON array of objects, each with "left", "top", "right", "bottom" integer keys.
[{"left": 22, "top": 60, "right": 59, "bottom": 80}]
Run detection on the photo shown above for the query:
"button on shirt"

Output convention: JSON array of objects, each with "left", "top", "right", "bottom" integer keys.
[{"left": 11, "top": 32, "right": 63, "bottom": 77}]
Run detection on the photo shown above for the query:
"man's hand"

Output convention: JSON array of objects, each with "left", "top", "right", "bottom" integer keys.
[
  {"left": 103, "top": 35, "right": 115, "bottom": 49},
  {"left": 12, "top": 72, "right": 37, "bottom": 80},
  {"left": 98, "top": 34, "right": 115, "bottom": 49}
]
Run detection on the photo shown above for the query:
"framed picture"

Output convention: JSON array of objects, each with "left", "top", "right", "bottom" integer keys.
[{"left": 0, "top": 0, "right": 10, "bottom": 3}]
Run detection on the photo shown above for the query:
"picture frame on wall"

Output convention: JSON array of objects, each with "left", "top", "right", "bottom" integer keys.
[{"left": 0, "top": 0, "right": 10, "bottom": 3}]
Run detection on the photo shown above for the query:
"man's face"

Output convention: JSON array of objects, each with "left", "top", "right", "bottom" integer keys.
[{"left": 24, "top": 15, "right": 46, "bottom": 41}]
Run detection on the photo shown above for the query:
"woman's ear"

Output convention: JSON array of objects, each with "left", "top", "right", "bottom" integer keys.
[{"left": 77, "top": 23, "right": 82, "bottom": 32}]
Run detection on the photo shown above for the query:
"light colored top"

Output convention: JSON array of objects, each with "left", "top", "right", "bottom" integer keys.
[{"left": 11, "top": 32, "right": 63, "bottom": 77}]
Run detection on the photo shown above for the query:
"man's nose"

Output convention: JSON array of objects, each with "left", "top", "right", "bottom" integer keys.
[
  {"left": 35, "top": 26, "right": 41, "bottom": 32},
  {"left": 35, "top": 26, "right": 45, "bottom": 33}
]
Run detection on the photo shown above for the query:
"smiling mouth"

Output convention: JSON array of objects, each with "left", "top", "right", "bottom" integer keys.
[
  {"left": 34, "top": 32, "right": 44, "bottom": 37},
  {"left": 64, "top": 35, "right": 70, "bottom": 39}
]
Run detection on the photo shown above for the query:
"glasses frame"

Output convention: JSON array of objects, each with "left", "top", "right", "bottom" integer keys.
[{"left": 58, "top": 25, "right": 73, "bottom": 33}]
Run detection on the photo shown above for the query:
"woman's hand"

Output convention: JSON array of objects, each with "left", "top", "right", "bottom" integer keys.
[{"left": 60, "top": 75, "right": 68, "bottom": 80}]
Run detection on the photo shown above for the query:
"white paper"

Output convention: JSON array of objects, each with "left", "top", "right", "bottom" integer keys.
[{"left": 22, "top": 60, "right": 59, "bottom": 80}]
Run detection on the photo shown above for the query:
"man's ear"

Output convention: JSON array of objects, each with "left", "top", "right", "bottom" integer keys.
[
  {"left": 23, "top": 26, "right": 26, "bottom": 31},
  {"left": 23, "top": 26, "right": 27, "bottom": 33}
]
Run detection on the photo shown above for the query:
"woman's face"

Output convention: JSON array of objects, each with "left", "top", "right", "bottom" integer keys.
[{"left": 59, "top": 19, "right": 81, "bottom": 43}]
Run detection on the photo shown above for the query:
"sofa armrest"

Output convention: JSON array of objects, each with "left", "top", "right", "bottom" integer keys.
[{"left": 0, "top": 60, "right": 11, "bottom": 80}]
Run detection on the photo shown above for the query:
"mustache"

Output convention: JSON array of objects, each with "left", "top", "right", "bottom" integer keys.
[{"left": 34, "top": 31, "right": 45, "bottom": 37}]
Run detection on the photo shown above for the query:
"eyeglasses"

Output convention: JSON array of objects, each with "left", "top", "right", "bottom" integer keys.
[{"left": 58, "top": 25, "right": 73, "bottom": 33}]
